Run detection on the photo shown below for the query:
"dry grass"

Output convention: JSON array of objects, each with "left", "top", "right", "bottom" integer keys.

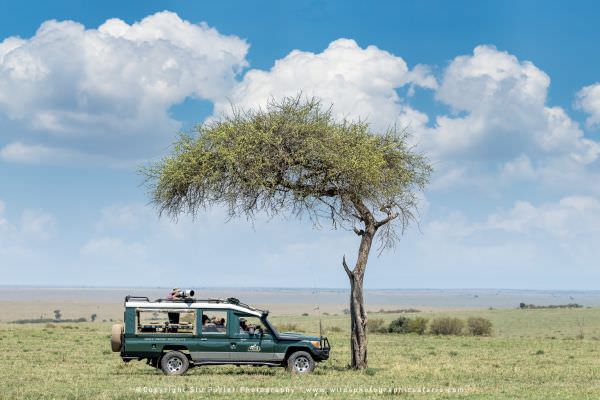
[{"left": 1, "top": 308, "right": 599, "bottom": 399}]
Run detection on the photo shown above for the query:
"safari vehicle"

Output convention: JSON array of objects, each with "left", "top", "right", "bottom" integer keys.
[{"left": 110, "top": 291, "right": 330, "bottom": 375}]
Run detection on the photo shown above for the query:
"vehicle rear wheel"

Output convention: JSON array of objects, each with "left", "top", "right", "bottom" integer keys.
[
  {"left": 110, "top": 324, "right": 123, "bottom": 352},
  {"left": 286, "top": 351, "right": 315, "bottom": 374},
  {"left": 160, "top": 351, "right": 190, "bottom": 376}
]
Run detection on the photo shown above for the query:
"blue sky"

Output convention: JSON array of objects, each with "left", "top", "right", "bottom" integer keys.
[{"left": 1, "top": 1, "right": 600, "bottom": 289}]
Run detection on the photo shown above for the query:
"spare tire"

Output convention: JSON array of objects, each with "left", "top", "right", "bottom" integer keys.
[{"left": 111, "top": 324, "right": 123, "bottom": 352}]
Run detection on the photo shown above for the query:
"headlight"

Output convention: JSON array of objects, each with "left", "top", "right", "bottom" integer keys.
[{"left": 310, "top": 340, "right": 321, "bottom": 348}]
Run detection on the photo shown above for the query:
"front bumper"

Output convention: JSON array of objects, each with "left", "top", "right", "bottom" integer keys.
[{"left": 313, "top": 337, "right": 331, "bottom": 361}]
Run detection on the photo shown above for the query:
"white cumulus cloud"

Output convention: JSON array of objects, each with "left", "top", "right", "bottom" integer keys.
[
  {"left": 424, "top": 45, "right": 599, "bottom": 163},
  {"left": 213, "top": 38, "right": 436, "bottom": 132},
  {"left": 418, "top": 45, "right": 600, "bottom": 193},
  {"left": 576, "top": 82, "right": 600, "bottom": 128},
  {"left": 0, "top": 11, "right": 248, "bottom": 158}
]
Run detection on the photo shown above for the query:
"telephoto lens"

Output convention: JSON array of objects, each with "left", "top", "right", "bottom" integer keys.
[{"left": 181, "top": 289, "right": 195, "bottom": 298}]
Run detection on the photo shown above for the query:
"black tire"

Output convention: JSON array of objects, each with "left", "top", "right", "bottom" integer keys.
[
  {"left": 286, "top": 351, "right": 315, "bottom": 374},
  {"left": 160, "top": 351, "right": 190, "bottom": 376},
  {"left": 150, "top": 357, "right": 160, "bottom": 369}
]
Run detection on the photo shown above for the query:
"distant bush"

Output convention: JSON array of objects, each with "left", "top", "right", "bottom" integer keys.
[
  {"left": 326, "top": 326, "right": 342, "bottom": 333},
  {"left": 343, "top": 308, "right": 350, "bottom": 315},
  {"left": 301, "top": 313, "right": 309, "bottom": 316},
  {"left": 429, "top": 317, "right": 464, "bottom": 335},
  {"left": 367, "top": 318, "right": 387, "bottom": 333},
  {"left": 12, "top": 318, "right": 55, "bottom": 324},
  {"left": 12, "top": 317, "right": 87, "bottom": 324},
  {"left": 388, "top": 317, "right": 410, "bottom": 333},
  {"left": 372, "top": 308, "right": 421, "bottom": 314},
  {"left": 519, "top": 303, "right": 583, "bottom": 309},
  {"left": 407, "top": 317, "right": 429, "bottom": 335},
  {"left": 466, "top": 317, "right": 492, "bottom": 336}
]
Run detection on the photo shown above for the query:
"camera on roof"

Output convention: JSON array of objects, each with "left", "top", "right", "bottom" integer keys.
[{"left": 171, "top": 288, "right": 195, "bottom": 299}]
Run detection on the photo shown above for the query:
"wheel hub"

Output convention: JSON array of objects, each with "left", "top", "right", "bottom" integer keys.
[
  {"left": 167, "top": 357, "right": 182, "bottom": 372},
  {"left": 294, "top": 356, "right": 310, "bottom": 372}
]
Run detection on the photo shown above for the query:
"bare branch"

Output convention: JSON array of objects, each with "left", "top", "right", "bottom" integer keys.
[
  {"left": 375, "top": 212, "right": 399, "bottom": 228},
  {"left": 342, "top": 255, "right": 353, "bottom": 278}
]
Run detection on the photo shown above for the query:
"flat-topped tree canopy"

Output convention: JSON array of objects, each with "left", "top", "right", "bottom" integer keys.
[
  {"left": 142, "top": 95, "right": 431, "bottom": 369},
  {"left": 143, "top": 95, "right": 430, "bottom": 251}
]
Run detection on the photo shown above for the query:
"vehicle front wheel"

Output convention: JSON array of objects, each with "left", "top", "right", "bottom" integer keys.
[
  {"left": 160, "top": 351, "right": 190, "bottom": 376},
  {"left": 286, "top": 351, "right": 315, "bottom": 374}
]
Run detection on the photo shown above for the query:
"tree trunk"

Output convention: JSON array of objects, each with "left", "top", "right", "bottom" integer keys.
[
  {"left": 348, "top": 270, "right": 368, "bottom": 368},
  {"left": 344, "top": 221, "right": 375, "bottom": 369}
]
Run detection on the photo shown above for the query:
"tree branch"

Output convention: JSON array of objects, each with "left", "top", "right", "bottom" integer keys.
[
  {"left": 353, "top": 227, "right": 365, "bottom": 236},
  {"left": 342, "top": 255, "right": 353, "bottom": 278},
  {"left": 375, "top": 212, "right": 399, "bottom": 228}
]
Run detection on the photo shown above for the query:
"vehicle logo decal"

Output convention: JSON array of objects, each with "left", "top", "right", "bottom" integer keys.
[{"left": 248, "top": 344, "right": 261, "bottom": 352}]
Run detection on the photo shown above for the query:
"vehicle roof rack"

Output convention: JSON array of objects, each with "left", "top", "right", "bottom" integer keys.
[
  {"left": 124, "top": 295, "right": 268, "bottom": 314},
  {"left": 124, "top": 295, "right": 150, "bottom": 303}
]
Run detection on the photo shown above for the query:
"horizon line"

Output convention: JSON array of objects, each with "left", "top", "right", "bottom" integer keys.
[{"left": 0, "top": 285, "right": 598, "bottom": 292}]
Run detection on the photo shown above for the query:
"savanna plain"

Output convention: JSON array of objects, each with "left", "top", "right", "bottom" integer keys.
[{"left": 1, "top": 305, "right": 599, "bottom": 399}]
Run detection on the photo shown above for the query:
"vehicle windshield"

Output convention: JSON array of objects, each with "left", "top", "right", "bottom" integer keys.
[{"left": 262, "top": 317, "right": 279, "bottom": 336}]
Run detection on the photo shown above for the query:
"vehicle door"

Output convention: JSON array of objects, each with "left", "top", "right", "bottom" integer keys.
[
  {"left": 229, "top": 313, "right": 276, "bottom": 362},
  {"left": 189, "top": 309, "right": 231, "bottom": 363}
]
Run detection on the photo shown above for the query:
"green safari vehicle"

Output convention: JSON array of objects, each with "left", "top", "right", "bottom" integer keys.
[{"left": 110, "top": 292, "right": 330, "bottom": 375}]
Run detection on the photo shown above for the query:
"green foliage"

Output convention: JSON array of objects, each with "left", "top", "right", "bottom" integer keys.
[
  {"left": 385, "top": 317, "right": 428, "bottom": 334},
  {"left": 388, "top": 317, "right": 410, "bottom": 333},
  {"left": 366, "top": 318, "right": 387, "bottom": 333},
  {"left": 143, "top": 95, "right": 431, "bottom": 249},
  {"left": 407, "top": 317, "right": 429, "bottom": 335},
  {"left": 467, "top": 317, "right": 493, "bottom": 336},
  {"left": 429, "top": 317, "right": 465, "bottom": 335}
]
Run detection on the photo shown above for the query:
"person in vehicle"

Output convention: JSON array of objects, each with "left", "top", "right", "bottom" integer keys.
[
  {"left": 239, "top": 318, "right": 248, "bottom": 333},
  {"left": 203, "top": 314, "right": 218, "bottom": 332}
]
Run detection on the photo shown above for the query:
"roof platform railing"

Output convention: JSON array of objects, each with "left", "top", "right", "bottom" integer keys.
[{"left": 124, "top": 295, "right": 267, "bottom": 314}]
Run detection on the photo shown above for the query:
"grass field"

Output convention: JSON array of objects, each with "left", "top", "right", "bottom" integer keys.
[{"left": 1, "top": 308, "right": 599, "bottom": 399}]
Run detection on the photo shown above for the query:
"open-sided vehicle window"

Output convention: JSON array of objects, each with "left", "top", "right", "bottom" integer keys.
[
  {"left": 201, "top": 310, "right": 227, "bottom": 334},
  {"left": 236, "top": 314, "right": 268, "bottom": 336},
  {"left": 136, "top": 309, "right": 195, "bottom": 334}
]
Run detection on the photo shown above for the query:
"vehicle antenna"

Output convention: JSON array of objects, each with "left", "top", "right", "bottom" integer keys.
[{"left": 313, "top": 280, "right": 322, "bottom": 339}]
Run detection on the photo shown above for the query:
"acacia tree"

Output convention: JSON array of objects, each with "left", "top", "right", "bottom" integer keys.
[{"left": 143, "top": 96, "right": 431, "bottom": 369}]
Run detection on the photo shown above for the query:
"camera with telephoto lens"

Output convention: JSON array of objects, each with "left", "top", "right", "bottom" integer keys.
[{"left": 174, "top": 289, "right": 195, "bottom": 298}]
